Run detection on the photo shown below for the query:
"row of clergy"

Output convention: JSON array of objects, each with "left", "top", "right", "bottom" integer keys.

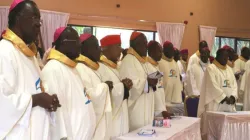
[
  {"left": 1, "top": 27, "right": 183, "bottom": 139},
  {"left": 181, "top": 41, "right": 250, "bottom": 112},
  {"left": 185, "top": 42, "right": 250, "bottom": 135}
]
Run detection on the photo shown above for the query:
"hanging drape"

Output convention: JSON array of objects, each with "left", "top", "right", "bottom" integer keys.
[
  {"left": 0, "top": 6, "right": 9, "bottom": 34},
  {"left": 40, "top": 10, "right": 69, "bottom": 50},
  {"left": 156, "top": 22, "right": 185, "bottom": 49},
  {"left": 199, "top": 25, "right": 217, "bottom": 51}
]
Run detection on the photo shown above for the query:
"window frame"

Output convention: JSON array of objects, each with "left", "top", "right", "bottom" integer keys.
[
  {"left": 68, "top": 24, "right": 158, "bottom": 40},
  {"left": 68, "top": 24, "right": 95, "bottom": 35},
  {"left": 68, "top": 24, "right": 159, "bottom": 48},
  {"left": 68, "top": 24, "right": 250, "bottom": 55},
  {"left": 135, "top": 29, "right": 156, "bottom": 42},
  {"left": 216, "top": 36, "right": 250, "bottom": 53}
]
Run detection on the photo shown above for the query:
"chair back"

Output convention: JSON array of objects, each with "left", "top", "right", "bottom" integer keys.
[{"left": 184, "top": 95, "right": 200, "bottom": 117}]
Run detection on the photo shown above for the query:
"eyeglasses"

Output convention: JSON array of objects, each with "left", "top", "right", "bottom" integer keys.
[
  {"left": 19, "top": 13, "right": 43, "bottom": 25},
  {"left": 61, "top": 39, "right": 81, "bottom": 46},
  {"left": 31, "top": 16, "right": 43, "bottom": 25},
  {"left": 27, "top": 16, "right": 43, "bottom": 25}
]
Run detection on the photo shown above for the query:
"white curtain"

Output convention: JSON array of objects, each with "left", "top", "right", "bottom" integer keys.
[
  {"left": 199, "top": 25, "right": 217, "bottom": 51},
  {"left": 156, "top": 22, "right": 185, "bottom": 49},
  {"left": 40, "top": 10, "right": 69, "bottom": 50},
  {"left": 0, "top": 6, "right": 9, "bottom": 34}
]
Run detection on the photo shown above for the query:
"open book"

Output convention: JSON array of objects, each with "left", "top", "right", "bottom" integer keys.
[
  {"left": 148, "top": 71, "right": 164, "bottom": 79},
  {"left": 137, "top": 129, "right": 156, "bottom": 137},
  {"left": 235, "top": 70, "right": 245, "bottom": 76}
]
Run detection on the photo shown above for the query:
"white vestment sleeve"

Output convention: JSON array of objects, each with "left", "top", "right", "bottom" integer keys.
[
  {"left": 205, "top": 67, "right": 227, "bottom": 104},
  {"left": 0, "top": 53, "right": 32, "bottom": 139},
  {"left": 177, "top": 61, "right": 182, "bottom": 73},
  {"left": 173, "top": 65, "right": 183, "bottom": 103},
  {"left": 187, "top": 54, "right": 196, "bottom": 71},
  {"left": 144, "top": 62, "right": 166, "bottom": 116},
  {"left": 154, "top": 89, "right": 166, "bottom": 116},
  {"left": 233, "top": 60, "right": 241, "bottom": 73},
  {"left": 240, "top": 73, "right": 246, "bottom": 93},
  {"left": 77, "top": 64, "right": 112, "bottom": 140},
  {"left": 177, "top": 61, "right": 185, "bottom": 79},
  {"left": 187, "top": 67, "right": 200, "bottom": 95},
  {"left": 86, "top": 84, "right": 111, "bottom": 112},
  {"left": 240, "top": 61, "right": 250, "bottom": 93},
  {"left": 229, "top": 68, "right": 238, "bottom": 99},
  {"left": 41, "top": 65, "right": 71, "bottom": 139},
  {"left": 77, "top": 65, "right": 111, "bottom": 113},
  {"left": 111, "top": 83, "right": 124, "bottom": 111},
  {"left": 242, "top": 69, "right": 250, "bottom": 110},
  {"left": 119, "top": 58, "right": 146, "bottom": 106}
]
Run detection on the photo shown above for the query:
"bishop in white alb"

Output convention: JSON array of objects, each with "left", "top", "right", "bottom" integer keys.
[
  {"left": 76, "top": 55, "right": 112, "bottom": 140},
  {"left": 41, "top": 50, "right": 96, "bottom": 140},
  {"left": 119, "top": 49, "right": 154, "bottom": 131},
  {"left": 0, "top": 31, "right": 51, "bottom": 140}
]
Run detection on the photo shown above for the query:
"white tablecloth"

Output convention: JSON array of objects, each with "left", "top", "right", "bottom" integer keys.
[
  {"left": 205, "top": 111, "right": 250, "bottom": 140},
  {"left": 115, "top": 117, "right": 201, "bottom": 140}
]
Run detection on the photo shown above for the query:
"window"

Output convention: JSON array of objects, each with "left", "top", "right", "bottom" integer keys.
[
  {"left": 69, "top": 25, "right": 94, "bottom": 36},
  {"left": 136, "top": 31, "right": 154, "bottom": 43},
  {"left": 95, "top": 27, "right": 134, "bottom": 49},
  {"left": 237, "top": 40, "right": 250, "bottom": 55},
  {"left": 68, "top": 24, "right": 160, "bottom": 48},
  {"left": 211, "top": 37, "right": 220, "bottom": 57},
  {"left": 155, "top": 33, "right": 160, "bottom": 43},
  {"left": 67, "top": 24, "right": 250, "bottom": 56},
  {"left": 212, "top": 37, "right": 250, "bottom": 56},
  {"left": 221, "top": 37, "right": 235, "bottom": 48}
]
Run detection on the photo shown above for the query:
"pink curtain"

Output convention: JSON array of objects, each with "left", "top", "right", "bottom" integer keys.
[
  {"left": 40, "top": 10, "right": 69, "bottom": 50},
  {"left": 0, "top": 6, "right": 9, "bottom": 34},
  {"left": 199, "top": 25, "right": 217, "bottom": 50},
  {"left": 156, "top": 22, "right": 185, "bottom": 49}
]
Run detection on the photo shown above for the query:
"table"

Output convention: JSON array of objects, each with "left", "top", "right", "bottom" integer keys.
[
  {"left": 115, "top": 117, "right": 201, "bottom": 140},
  {"left": 205, "top": 111, "right": 250, "bottom": 140}
]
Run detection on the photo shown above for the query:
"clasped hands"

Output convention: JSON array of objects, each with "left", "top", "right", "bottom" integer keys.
[
  {"left": 32, "top": 93, "right": 61, "bottom": 112},
  {"left": 220, "top": 96, "right": 236, "bottom": 105},
  {"left": 122, "top": 78, "right": 133, "bottom": 90},
  {"left": 147, "top": 77, "right": 158, "bottom": 87}
]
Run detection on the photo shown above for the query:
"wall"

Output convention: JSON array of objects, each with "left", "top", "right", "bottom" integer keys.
[{"left": 1, "top": 0, "right": 250, "bottom": 54}]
